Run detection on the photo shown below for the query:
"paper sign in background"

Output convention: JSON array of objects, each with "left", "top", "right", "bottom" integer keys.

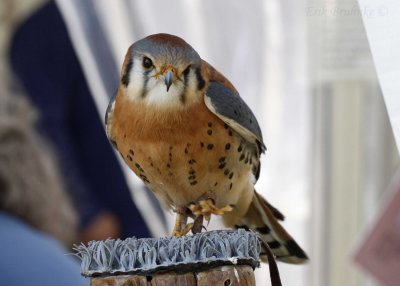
[{"left": 355, "top": 170, "right": 400, "bottom": 286}]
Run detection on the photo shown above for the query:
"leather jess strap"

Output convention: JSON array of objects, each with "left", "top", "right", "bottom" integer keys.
[{"left": 260, "top": 238, "right": 282, "bottom": 286}]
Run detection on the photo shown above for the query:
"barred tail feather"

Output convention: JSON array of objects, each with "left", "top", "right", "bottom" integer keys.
[{"left": 236, "top": 191, "right": 308, "bottom": 264}]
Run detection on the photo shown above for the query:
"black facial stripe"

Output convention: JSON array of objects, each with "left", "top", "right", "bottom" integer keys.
[
  {"left": 179, "top": 68, "right": 191, "bottom": 104},
  {"left": 183, "top": 65, "right": 191, "bottom": 77},
  {"left": 141, "top": 70, "right": 151, "bottom": 98},
  {"left": 195, "top": 68, "right": 205, "bottom": 90},
  {"left": 121, "top": 58, "right": 133, "bottom": 86}
]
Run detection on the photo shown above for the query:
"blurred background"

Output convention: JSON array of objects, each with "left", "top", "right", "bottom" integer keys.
[{"left": 0, "top": 0, "right": 399, "bottom": 285}]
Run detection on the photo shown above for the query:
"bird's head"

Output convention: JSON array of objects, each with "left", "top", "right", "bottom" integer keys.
[{"left": 120, "top": 34, "right": 206, "bottom": 108}]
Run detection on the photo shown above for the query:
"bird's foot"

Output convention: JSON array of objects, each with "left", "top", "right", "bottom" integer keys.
[
  {"left": 172, "top": 223, "right": 193, "bottom": 237},
  {"left": 172, "top": 206, "right": 192, "bottom": 237},
  {"left": 189, "top": 198, "right": 234, "bottom": 222}
]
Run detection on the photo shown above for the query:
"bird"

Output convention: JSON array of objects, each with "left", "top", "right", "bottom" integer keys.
[{"left": 105, "top": 33, "right": 308, "bottom": 264}]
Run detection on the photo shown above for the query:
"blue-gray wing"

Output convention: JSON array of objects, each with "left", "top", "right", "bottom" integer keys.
[{"left": 204, "top": 81, "right": 266, "bottom": 153}]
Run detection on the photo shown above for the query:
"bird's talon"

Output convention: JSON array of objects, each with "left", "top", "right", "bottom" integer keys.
[{"left": 173, "top": 223, "right": 193, "bottom": 237}]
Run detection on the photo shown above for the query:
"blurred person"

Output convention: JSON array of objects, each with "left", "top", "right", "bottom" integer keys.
[
  {"left": 0, "top": 85, "right": 87, "bottom": 285},
  {"left": 9, "top": 0, "right": 155, "bottom": 242}
]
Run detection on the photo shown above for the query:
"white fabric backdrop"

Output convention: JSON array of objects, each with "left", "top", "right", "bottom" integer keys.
[{"left": 358, "top": 0, "right": 400, "bottom": 154}]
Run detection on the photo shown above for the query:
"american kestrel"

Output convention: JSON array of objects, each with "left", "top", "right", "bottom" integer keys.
[{"left": 106, "top": 34, "right": 307, "bottom": 264}]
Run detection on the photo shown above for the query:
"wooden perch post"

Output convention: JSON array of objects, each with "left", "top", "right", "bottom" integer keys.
[{"left": 90, "top": 265, "right": 255, "bottom": 286}]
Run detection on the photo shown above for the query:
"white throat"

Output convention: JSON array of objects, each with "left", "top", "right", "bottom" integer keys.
[{"left": 145, "top": 81, "right": 185, "bottom": 107}]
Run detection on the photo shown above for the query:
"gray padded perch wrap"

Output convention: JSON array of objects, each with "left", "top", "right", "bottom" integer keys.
[{"left": 74, "top": 229, "right": 261, "bottom": 277}]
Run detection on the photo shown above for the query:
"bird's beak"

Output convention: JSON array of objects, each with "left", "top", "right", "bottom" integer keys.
[{"left": 163, "top": 67, "right": 176, "bottom": 92}]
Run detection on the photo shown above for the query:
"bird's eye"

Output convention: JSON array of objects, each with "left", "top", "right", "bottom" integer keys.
[
  {"left": 142, "top": 57, "right": 153, "bottom": 69},
  {"left": 183, "top": 65, "right": 191, "bottom": 76}
]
